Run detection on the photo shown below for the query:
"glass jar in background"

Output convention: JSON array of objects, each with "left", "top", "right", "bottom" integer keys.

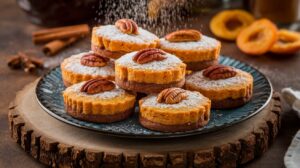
[
  {"left": 189, "top": 0, "right": 223, "bottom": 14},
  {"left": 244, "top": 0, "right": 300, "bottom": 24},
  {"left": 16, "top": 0, "right": 101, "bottom": 27}
]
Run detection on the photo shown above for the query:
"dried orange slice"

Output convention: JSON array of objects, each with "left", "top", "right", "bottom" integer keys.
[
  {"left": 210, "top": 9, "right": 255, "bottom": 41},
  {"left": 237, "top": 19, "right": 278, "bottom": 55},
  {"left": 270, "top": 29, "right": 300, "bottom": 54}
]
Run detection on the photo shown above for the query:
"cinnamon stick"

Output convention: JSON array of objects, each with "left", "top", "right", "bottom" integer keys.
[
  {"left": 42, "top": 37, "right": 79, "bottom": 56},
  {"left": 32, "top": 24, "right": 89, "bottom": 44},
  {"left": 32, "top": 24, "right": 88, "bottom": 37}
]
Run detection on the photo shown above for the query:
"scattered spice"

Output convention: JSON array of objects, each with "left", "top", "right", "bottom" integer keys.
[{"left": 7, "top": 52, "right": 44, "bottom": 74}]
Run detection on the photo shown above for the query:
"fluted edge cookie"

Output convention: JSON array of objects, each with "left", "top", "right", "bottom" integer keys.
[
  {"left": 115, "top": 49, "right": 186, "bottom": 94},
  {"left": 61, "top": 52, "right": 115, "bottom": 87},
  {"left": 63, "top": 79, "right": 136, "bottom": 123},
  {"left": 91, "top": 19, "right": 159, "bottom": 59},
  {"left": 185, "top": 65, "right": 253, "bottom": 109},
  {"left": 159, "top": 30, "right": 221, "bottom": 71},
  {"left": 139, "top": 88, "right": 211, "bottom": 132}
]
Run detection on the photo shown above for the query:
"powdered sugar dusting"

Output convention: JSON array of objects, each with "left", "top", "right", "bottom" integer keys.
[
  {"left": 64, "top": 82, "right": 125, "bottom": 100},
  {"left": 94, "top": 0, "right": 190, "bottom": 37},
  {"left": 96, "top": 25, "right": 158, "bottom": 44},
  {"left": 116, "top": 51, "right": 183, "bottom": 70},
  {"left": 159, "top": 35, "right": 220, "bottom": 50},
  {"left": 62, "top": 52, "right": 115, "bottom": 77},
  {"left": 142, "top": 91, "right": 208, "bottom": 109},
  {"left": 186, "top": 69, "right": 252, "bottom": 89}
]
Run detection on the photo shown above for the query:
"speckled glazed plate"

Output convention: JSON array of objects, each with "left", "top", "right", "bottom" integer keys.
[{"left": 36, "top": 56, "right": 272, "bottom": 138}]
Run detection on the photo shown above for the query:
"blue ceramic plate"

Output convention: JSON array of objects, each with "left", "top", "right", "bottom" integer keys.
[{"left": 36, "top": 56, "right": 272, "bottom": 138}]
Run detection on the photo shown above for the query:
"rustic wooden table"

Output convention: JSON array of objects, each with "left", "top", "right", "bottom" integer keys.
[{"left": 0, "top": 0, "right": 299, "bottom": 167}]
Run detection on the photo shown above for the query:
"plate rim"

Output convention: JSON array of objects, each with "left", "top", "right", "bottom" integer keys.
[{"left": 35, "top": 55, "right": 273, "bottom": 139}]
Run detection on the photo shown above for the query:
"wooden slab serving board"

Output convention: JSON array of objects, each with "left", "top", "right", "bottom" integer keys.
[{"left": 8, "top": 80, "right": 282, "bottom": 168}]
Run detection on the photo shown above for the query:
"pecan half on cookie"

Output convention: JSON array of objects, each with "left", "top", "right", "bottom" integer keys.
[
  {"left": 157, "top": 88, "right": 188, "bottom": 104},
  {"left": 203, "top": 65, "right": 237, "bottom": 80},
  {"left": 165, "top": 29, "right": 202, "bottom": 42},
  {"left": 133, "top": 48, "right": 166, "bottom": 64},
  {"left": 115, "top": 19, "right": 139, "bottom": 35},
  {"left": 80, "top": 78, "right": 115, "bottom": 94},
  {"left": 80, "top": 53, "right": 110, "bottom": 67}
]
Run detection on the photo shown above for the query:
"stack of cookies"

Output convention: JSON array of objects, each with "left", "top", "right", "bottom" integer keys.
[{"left": 61, "top": 19, "right": 253, "bottom": 132}]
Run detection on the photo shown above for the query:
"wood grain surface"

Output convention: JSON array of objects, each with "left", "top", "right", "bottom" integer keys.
[
  {"left": 0, "top": 0, "right": 299, "bottom": 167},
  {"left": 8, "top": 81, "right": 282, "bottom": 167}
]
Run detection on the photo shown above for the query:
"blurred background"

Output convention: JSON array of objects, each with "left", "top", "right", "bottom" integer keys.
[{"left": 16, "top": 0, "right": 300, "bottom": 33}]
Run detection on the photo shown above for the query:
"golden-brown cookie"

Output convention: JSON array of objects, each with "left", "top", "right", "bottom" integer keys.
[
  {"left": 63, "top": 78, "right": 136, "bottom": 123},
  {"left": 115, "top": 48, "right": 186, "bottom": 94},
  {"left": 185, "top": 65, "right": 253, "bottom": 109},
  {"left": 91, "top": 19, "right": 159, "bottom": 59},
  {"left": 61, "top": 52, "right": 115, "bottom": 87},
  {"left": 159, "top": 30, "right": 221, "bottom": 71},
  {"left": 139, "top": 88, "right": 211, "bottom": 132}
]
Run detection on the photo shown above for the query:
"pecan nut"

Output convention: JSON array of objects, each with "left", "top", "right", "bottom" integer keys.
[
  {"left": 165, "top": 29, "right": 202, "bottom": 42},
  {"left": 80, "top": 53, "right": 110, "bottom": 67},
  {"left": 157, "top": 88, "right": 188, "bottom": 104},
  {"left": 115, "top": 19, "right": 139, "bottom": 35},
  {"left": 203, "top": 65, "right": 237, "bottom": 80},
  {"left": 133, "top": 48, "right": 166, "bottom": 64},
  {"left": 80, "top": 78, "right": 115, "bottom": 94}
]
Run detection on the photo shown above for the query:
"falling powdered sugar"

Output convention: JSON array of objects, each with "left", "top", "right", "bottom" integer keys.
[
  {"left": 159, "top": 35, "right": 220, "bottom": 50},
  {"left": 64, "top": 82, "right": 125, "bottom": 100},
  {"left": 116, "top": 51, "right": 183, "bottom": 70},
  {"left": 96, "top": 25, "right": 159, "bottom": 44},
  {"left": 94, "top": 0, "right": 190, "bottom": 37},
  {"left": 142, "top": 91, "right": 208, "bottom": 109},
  {"left": 62, "top": 52, "right": 115, "bottom": 77}
]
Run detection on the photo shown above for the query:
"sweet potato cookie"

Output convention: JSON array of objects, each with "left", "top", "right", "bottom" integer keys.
[
  {"left": 139, "top": 88, "right": 211, "bottom": 132},
  {"left": 115, "top": 48, "right": 186, "bottom": 94},
  {"left": 63, "top": 78, "right": 136, "bottom": 123},
  {"left": 185, "top": 65, "right": 253, "bottom": 109},
  {"left": 61, "top": 52, "right": 115, "bottom": 87},
  {"left": 91, "top": 19, "right": 159, "bottom": 59},
  {"left": 159, "top": 29, "right": 221, "bottom": 71}
]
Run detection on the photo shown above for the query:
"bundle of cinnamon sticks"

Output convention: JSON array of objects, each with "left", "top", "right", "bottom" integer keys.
[{"left": 32, "top": 24, "right": 90, "bottom": 56}]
